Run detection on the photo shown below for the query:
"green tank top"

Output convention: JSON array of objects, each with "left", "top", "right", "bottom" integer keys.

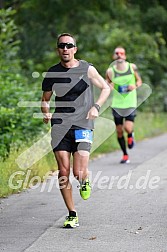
[{"left": 111, "top": 62, "right": 137, "bottom": 109}]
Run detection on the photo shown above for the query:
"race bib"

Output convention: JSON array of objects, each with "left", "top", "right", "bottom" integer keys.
[
  {"left": 118, "top": 85, "right": 129, "bottom": 94},
  {"left": 74, "top": 129, "right": 93, "bottom": 143}
]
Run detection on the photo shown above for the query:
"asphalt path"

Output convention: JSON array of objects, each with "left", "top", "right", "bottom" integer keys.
[{"left": 0, "top": 133, "right": 167, "bottom": 252}]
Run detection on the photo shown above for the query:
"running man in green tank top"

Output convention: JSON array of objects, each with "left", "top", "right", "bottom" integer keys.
[{"left": 106, "top": 47, "right": 142, "bottom": 164}]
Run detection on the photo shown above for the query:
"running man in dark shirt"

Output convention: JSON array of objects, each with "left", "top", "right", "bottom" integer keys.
[{"left": 41, "top": 33, "right": 110, "bottom": 228}]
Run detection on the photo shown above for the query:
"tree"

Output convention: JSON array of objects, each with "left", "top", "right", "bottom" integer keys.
[{"left": 0, "top": 8, "right": 43, "bottom": 159}]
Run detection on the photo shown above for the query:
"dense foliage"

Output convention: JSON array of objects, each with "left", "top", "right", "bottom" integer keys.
[
  {"left": 1, "top": 0, "right": 167, "bottom": 159},
  {"left": 0, "top": 8, "right": 44, "bottom": 159}
]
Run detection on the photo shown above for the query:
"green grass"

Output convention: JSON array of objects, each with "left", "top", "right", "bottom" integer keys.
[
  {"left": 92, "top": 111, "right": 167, "bottom": 156},
  {"left": 0, "top": 112, "right": 167, "bottom": 198},
  {"left": 0, "top": 143, "right": 56, "bottom": 197}
]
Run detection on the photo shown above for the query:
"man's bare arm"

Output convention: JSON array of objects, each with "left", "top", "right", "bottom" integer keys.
[
  {"left": 86, "top": 65, "right": 111, "bottom": 119},
  {"left": 41, "top": 91, "right": 53, "bottom": 123},
  {"left": 105, "top": 68, "right": 114, "bottom": 90},
  {"left": 88, "top": 65, "right": 110, "bottom": 106},
  {"left": 132, "top": 63, "right": 142, "bottom": 88}
]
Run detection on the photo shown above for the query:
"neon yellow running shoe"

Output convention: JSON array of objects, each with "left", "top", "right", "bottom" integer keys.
[
  {"left": 63, "top": 215, "right": 79, "bottom": 228},
  {"left": 80, "top": 178, "right": 91, "bottom": 200}
]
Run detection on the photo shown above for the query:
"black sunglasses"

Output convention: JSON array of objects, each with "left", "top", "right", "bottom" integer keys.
[{"left": 57, "top": 43, "right": 76, "bottom": 49}]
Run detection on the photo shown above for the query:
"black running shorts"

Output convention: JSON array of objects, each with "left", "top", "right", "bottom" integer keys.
[
  {"left": 112, "top": 108, "right": 136, "bottom": 125},
  {"left": 51, "top": 129, "right": 92, "bottom": 154}
]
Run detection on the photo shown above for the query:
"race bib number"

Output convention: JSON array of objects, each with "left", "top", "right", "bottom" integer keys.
[
  {"left": 118, "top": 85, "right": 129, "bottom": 94},
  {"left": 74, "top": 129, "right": 93, "bottom": 143}
]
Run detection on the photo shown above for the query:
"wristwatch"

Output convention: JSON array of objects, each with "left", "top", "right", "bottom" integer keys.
[{"left": 93, "top": 103, "right": 101, "bottom": 112}]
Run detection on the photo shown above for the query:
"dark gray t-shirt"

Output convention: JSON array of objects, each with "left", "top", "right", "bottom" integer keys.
[{"left": 42, "top": 60, "right": 94, "bottom": 130}]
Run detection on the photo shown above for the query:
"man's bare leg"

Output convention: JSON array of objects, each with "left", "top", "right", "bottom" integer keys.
[
  {"left": 54, "top": 151, "right": 76, "bottom": 212},
  {"left": 73, "top": 150, "right": 91, "bottom": 200}
]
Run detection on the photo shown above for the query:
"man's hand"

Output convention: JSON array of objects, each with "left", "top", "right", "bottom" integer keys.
[
  {"left": 86, "top": 106, "right": 99, "bottom": 120},
  {"left": 128, "top": 85, "right": 137, "bottom": 91},
  {"left": 43, "top": 113, "right": 52, "bottom": 124}
]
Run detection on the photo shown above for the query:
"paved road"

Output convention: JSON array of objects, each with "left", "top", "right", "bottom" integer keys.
[{"left": 0, "top": 134, "right": 167, "bottom": 252}]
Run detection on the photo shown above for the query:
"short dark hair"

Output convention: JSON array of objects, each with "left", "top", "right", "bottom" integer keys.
[{"left": 57, "top": 33, "right": 76, "bottom": 46}]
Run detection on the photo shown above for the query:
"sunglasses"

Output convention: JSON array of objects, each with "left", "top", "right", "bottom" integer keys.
[
  {"left": 57, "top": 43, "right": 76, "bottom": 49},
  {"left": 115, "top": 51, "right": 125, "bottom": 55}
]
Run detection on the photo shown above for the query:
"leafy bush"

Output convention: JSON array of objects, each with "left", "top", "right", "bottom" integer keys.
[{"left": 0, "top": 8, "right": 43, "bottom": 159}]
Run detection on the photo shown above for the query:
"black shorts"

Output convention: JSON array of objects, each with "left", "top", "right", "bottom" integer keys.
[
  {"left": 51, "top": 129, "right": 92, "bottom": 154},
  {"left": 112, "top": 108, "right": 136, "bottom": 125}
]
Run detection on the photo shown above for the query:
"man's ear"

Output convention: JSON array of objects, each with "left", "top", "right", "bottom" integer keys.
[
  {"left": 74, "top": 47, "right": 78, "bottom": 54},
  {"left": 56, "top": 47, "right": 60, "bottom": 56}
]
